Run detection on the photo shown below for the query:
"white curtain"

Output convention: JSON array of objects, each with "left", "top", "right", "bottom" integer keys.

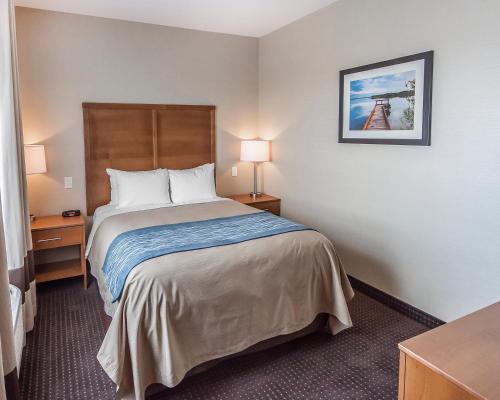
[
  {"left": 1, "top": 0, "right": 36, "bottom": 397},
  {"left": 0, "top": 0, "right": 33, "bottom": 271},
  {"left": 0, "top": 210, "right": 18, "bottom": 399},
  {"left": 0, "top": 0, "right": 36, "bottom": 321}
]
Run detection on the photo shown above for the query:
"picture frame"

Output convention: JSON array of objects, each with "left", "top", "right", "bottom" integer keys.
[{"left": 338, "top": 51, "right": 433, "bottom": 146}]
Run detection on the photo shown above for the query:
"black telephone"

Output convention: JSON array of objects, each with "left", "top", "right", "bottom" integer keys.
[{"left": 62, "top": 210, "right": 81, "bottom": 217}]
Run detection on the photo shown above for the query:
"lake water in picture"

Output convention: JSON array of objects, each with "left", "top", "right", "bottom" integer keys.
[{"left": 349, "top": 70, "right": 416, "bottom": 131}]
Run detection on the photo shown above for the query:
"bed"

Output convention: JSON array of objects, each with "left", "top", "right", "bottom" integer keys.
[{"left": 83, "top": 103, "right": 354, "bottom": 400}]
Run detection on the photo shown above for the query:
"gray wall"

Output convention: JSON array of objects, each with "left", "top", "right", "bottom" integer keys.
[
  {"left": 259, "top": 0, "right": 500, "bottom": 321},
  {"left": 16, "top": 7, "right": 258, "bottom": 216}
]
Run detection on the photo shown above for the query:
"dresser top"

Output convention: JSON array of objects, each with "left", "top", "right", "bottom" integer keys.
[
  {"left": 399, "top": 301, "right": 500, "bottom": 399},
  {"left": 226, "top": 194, "right": 280, "bottom": 205},
  {"left": 31, "top": 215, "right": 85, "bottom": 231}
]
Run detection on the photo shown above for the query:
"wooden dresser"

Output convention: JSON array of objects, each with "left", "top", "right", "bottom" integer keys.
[
  {"left": 398, "top": 302, "right": 500, "bottom": 400},
  {"left": 227, "top": 194, "right": 281, "bottom": 216}
]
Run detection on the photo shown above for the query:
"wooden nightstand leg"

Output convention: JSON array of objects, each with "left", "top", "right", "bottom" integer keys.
[{"left": 82, "top": 255, "right": 87, "bottom": 289}]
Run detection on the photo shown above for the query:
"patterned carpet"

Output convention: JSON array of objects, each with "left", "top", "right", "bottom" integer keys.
[{"left": 20, "top": 278, "right": 428, "bottom": 399}]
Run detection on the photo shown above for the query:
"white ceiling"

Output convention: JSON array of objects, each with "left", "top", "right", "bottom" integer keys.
[{"left": 15, "top": 0, "right": 338, "bottom": 37}]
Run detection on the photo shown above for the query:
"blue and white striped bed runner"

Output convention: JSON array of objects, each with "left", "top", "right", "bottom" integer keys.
[{"left": 102, "top": 212, "right": 312, "bottom": 302}]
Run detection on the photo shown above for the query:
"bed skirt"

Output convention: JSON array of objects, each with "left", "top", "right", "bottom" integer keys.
[{"left": 101, "top": 312, "right": 329, "bottom": 398}]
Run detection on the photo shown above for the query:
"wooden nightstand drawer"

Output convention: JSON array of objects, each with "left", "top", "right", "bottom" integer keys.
[
  {"left": 251, "top": 201, "right": 280, "bottom": 216},
  {"left": 32, "top": 226, "right": 82, "bottom": 250}
]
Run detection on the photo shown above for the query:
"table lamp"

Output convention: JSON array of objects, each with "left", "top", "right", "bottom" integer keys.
[
  {"left": 240, "top": 140, "right": 270, "bottom": 199},
  {"left": 24, "top": 144, "right": 47, "bottom": 175},
  {"left": 24, "top": 144, "right": 47, "bottom": 221}
]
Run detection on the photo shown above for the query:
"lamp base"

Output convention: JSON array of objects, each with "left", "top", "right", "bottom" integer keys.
[{"left": 249, "top": 192, "right": 263, "bottom": 199}]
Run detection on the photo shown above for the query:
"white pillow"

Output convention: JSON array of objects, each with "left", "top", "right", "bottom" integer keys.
[
  {"left": 169, "top": 163, "right": 216, "bottom": 203},
  {"left": 106, "top": 168, "right": 120, "bottom": 205},
  {"left": 107, "top": 168, "right": 166, "bottom": 205},
  {"left": 114, "top": 169, "right": 171, "bottom": 208}
]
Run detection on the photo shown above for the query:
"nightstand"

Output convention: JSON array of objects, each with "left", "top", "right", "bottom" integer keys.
[
  {"left": 31, "top": 215, "right": 87, "bottom": 288},
  {"left": 227, "top": 194, "right": 281, "bottom": 216}
]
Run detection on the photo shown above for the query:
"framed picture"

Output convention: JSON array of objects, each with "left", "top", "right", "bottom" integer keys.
[{"left": 339, "top": 51, "right": 433, "bottom": 145}]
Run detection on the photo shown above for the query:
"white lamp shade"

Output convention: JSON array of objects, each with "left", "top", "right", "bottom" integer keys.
[
  {"left": 240, "top": 140, "right": 270, "bottom": 162},
  {"left": 24, "top": 145, "right": 47, "bottom": 174}
]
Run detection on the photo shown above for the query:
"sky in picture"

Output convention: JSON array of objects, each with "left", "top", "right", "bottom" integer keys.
[{"left": 350, "top": 70, "right": 415, "bottom": 98}]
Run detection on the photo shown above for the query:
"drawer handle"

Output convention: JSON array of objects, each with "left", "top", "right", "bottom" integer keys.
[{"left": 37, "top": 237, "right": 62, "bottom": 243}]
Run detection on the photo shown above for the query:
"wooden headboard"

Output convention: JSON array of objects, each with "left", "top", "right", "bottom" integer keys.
[{"left": 83, "top": 103, "right": 216, "bottom": 215}]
